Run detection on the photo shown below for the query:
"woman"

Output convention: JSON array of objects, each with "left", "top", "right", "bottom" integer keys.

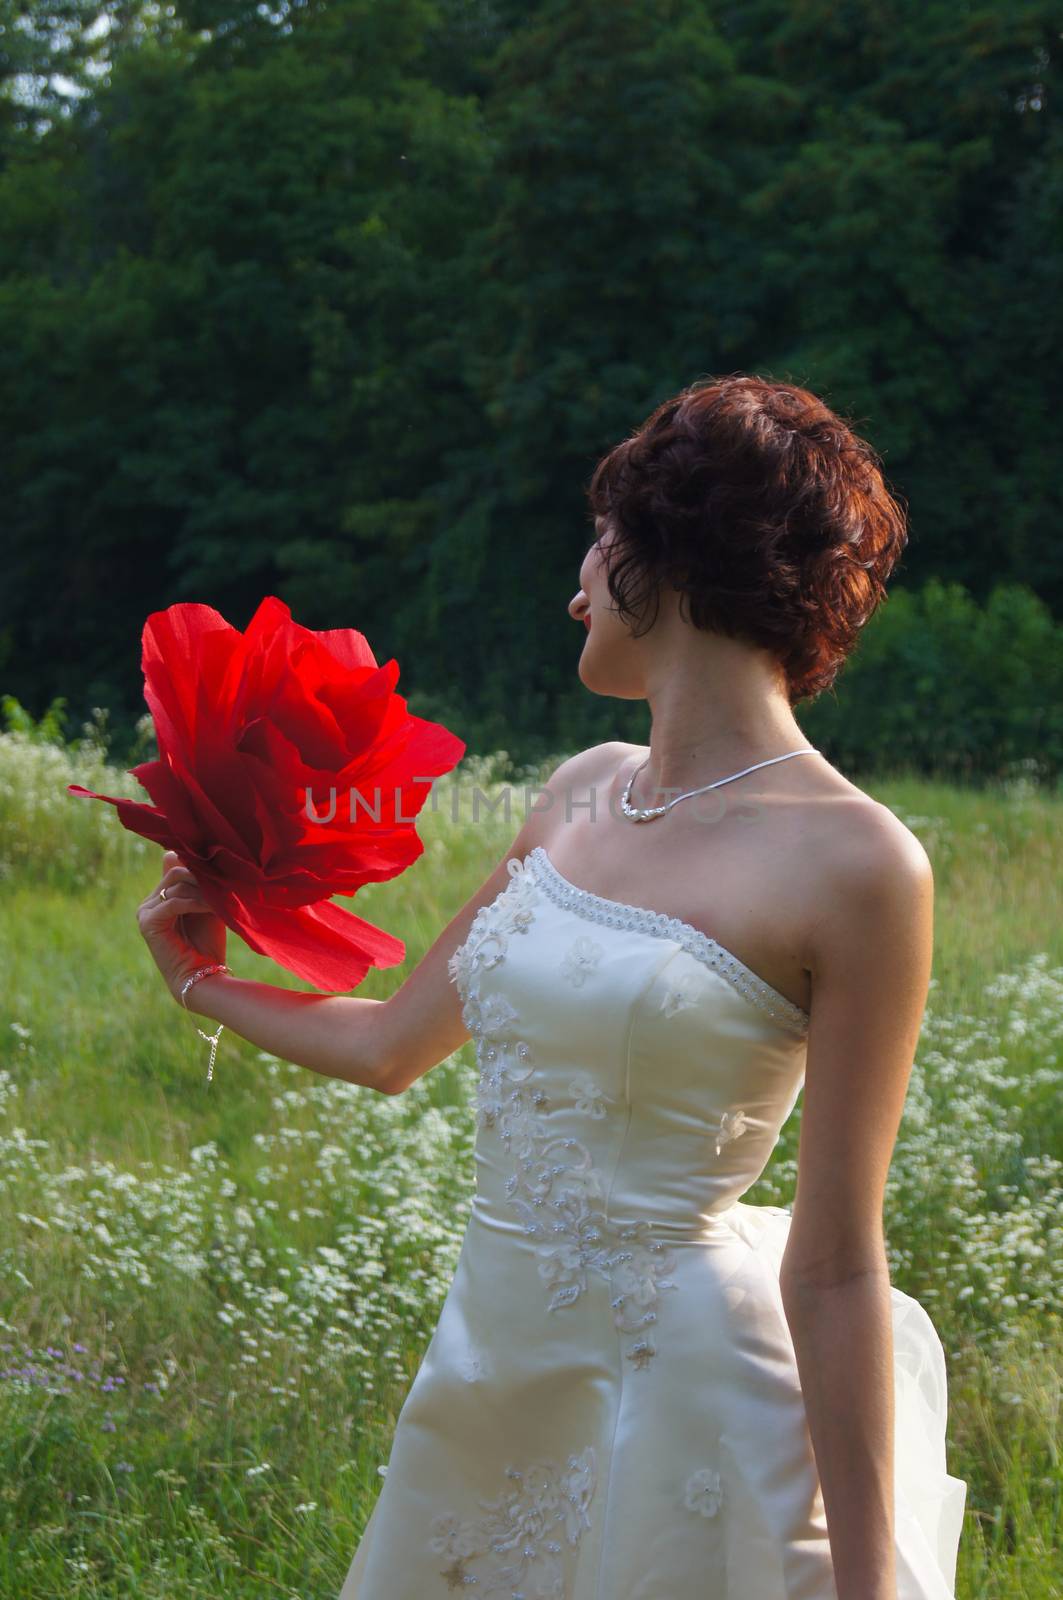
[{"left": 138, "top": 374, "right": 967, "bottom": 1598}]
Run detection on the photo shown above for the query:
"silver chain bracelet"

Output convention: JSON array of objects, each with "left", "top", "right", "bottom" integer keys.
[{"left": 180, "top": 963, "right": 232, "bottom": 1084}]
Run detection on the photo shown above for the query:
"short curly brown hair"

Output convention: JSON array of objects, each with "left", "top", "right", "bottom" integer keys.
[{"left": 585, "top": 373, "right": 908, "bottom": 705}]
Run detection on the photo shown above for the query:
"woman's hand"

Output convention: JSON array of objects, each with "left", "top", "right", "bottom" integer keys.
[{"left": 137, "top": 849, "right": 228, "bottom": 1006}]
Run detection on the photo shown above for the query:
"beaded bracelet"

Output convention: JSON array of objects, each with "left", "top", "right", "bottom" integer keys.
[{"left": 180, "top": 962, "right": 232, "bottom": 1084}]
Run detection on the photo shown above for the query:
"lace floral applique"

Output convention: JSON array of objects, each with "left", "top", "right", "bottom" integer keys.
[
  {"left": 447, "top": 856, "right": 538, "bottom": 1002},
  {"left": 714, "top": 1109, "right": 751, "bottom": 1157},
  {"left": 683, "top": 1466, "right": 724, "bottom": 1518},
  {"left": 659, "top": 969, "right": 700, "bottom": 1017},
  {"left": 468, "top": 992, "right": 541, "bottom": 1146},
  {"left": 459, "top": 1346, "right": 491, "bottom": 1383},
  {"left": 446, "top": 938, "right": 476, "bottom": 999},
  {"left": 449, "top": 858, "right": 541, "bottom": 1142},
  {"left": 448, "top": 856, "right": 679, "bottom": 1368},
  {"left": 570, "top": 1070, "right": 609, "bottom": 1119},
  {"left": 429, "top": 1446, "right": 597, "bottom": 1596},
  {"left": 520, "top": 1185, "right": 678, "bottom": 1367},
  {"left": 559, "top": 933, "right": 604, "bottom": 987}
]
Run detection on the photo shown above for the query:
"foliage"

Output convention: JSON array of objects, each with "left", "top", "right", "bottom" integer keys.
[
  {"left": 0, "top": 0, "right": 1059, "bottom": 768},
  {"left": 0, "top": 750, "right": 1060, "bottom": 1592},
  {"left": 0, "top": 697, "right": 157, "bottom": 886},
  {"left": 800, "top": 580, "right": 1063, "bottom": 784}
]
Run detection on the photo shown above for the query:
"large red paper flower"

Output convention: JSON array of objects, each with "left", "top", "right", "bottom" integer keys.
[{"left": 69, "top": 596, "right": 466, "bottom": 989}]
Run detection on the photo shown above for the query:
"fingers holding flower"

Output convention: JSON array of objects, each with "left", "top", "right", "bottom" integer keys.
[{"left": 137, "top": 858, "right": 227, "bottom": 1005}]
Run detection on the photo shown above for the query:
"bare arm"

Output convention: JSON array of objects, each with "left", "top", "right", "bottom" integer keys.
[
  {"left": 778, "top": 805, "right": 936, "bottom": 1600},
  {"left": 138, "top": 743, "right": 623, "bottom": 1094}
]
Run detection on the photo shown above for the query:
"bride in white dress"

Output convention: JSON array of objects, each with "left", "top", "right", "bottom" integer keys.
[{"left": 140, "top": 375, "right": 967, "bottom": 1598}]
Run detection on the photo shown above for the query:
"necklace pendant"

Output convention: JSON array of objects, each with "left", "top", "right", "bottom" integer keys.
[
  {"left": 620, "top": 795, "right": 668, "bottom": 822},
  {"left": 620, "top": 770, "right": 671, "bottom": 822},
  {"left": 619, "top": 746, "right": 817, "bottom": 825}
]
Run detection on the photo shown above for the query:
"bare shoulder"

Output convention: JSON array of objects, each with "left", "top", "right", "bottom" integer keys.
[
  {"left": 821, "top": 792, "right": 932, "bottom": 891},
  {"left": 523, "top": 740, "right": 629, "bottom": 838},
  {"left": 546, "top": 740, "right": 629, "bottom": 789},
  {"left": 803, "top": 790, "right": 934, "bottom": 978}
]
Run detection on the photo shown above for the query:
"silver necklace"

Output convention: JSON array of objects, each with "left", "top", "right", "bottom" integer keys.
[{"left": 620, "top": 746, "right": 818, "bottom": 823}]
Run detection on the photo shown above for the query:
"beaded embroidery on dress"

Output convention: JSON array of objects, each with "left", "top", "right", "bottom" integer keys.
[{"left": 339, "top": 849, "right": 967, "bottom": 1599}]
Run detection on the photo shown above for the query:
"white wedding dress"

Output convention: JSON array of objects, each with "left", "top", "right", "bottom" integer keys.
[{"left": 339, "top": 845, "right": 967, "bottom": 1599}]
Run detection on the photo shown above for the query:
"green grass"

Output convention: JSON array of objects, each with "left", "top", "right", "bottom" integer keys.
[{"left": 0, "top": 735, "right": 1059, "bottom": 1596}]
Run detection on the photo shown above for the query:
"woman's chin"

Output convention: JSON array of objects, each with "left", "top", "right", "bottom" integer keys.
[
  {"left": 576, "top": 657, "right": 603, "bottom": 695},
  {"left": 577, "top": 657, "right": 640, "bottom": 700}
]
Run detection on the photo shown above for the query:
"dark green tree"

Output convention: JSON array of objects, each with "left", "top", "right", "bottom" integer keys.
[{"left": 1, "top": 0, "right": 1059, "bottom": 769}]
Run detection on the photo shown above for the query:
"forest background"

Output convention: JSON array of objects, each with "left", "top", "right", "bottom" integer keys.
[{"left": 1, "top": 0, "right": 1060, "bottom": 781}]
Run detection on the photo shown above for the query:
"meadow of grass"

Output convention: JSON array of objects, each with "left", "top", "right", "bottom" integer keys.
[{"left": 0, "top": 729, "right": 1059, "bottom": 1597}]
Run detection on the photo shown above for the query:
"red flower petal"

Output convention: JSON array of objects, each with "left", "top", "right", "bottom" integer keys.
[
  {"left": 127, "top": 758, "right": 257, "bottom": 863},
  {"left": 141, "top": 602, "right": 236, "bottom": 759},
  {"left": 69, "top": 595, "right": 466, "bottom": 986},
  {"left": 226, "top": 888, "right": 406, "bottom": 990},
  {"left": 67, "top": 785, "right": 177, "bottom": 850}
]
